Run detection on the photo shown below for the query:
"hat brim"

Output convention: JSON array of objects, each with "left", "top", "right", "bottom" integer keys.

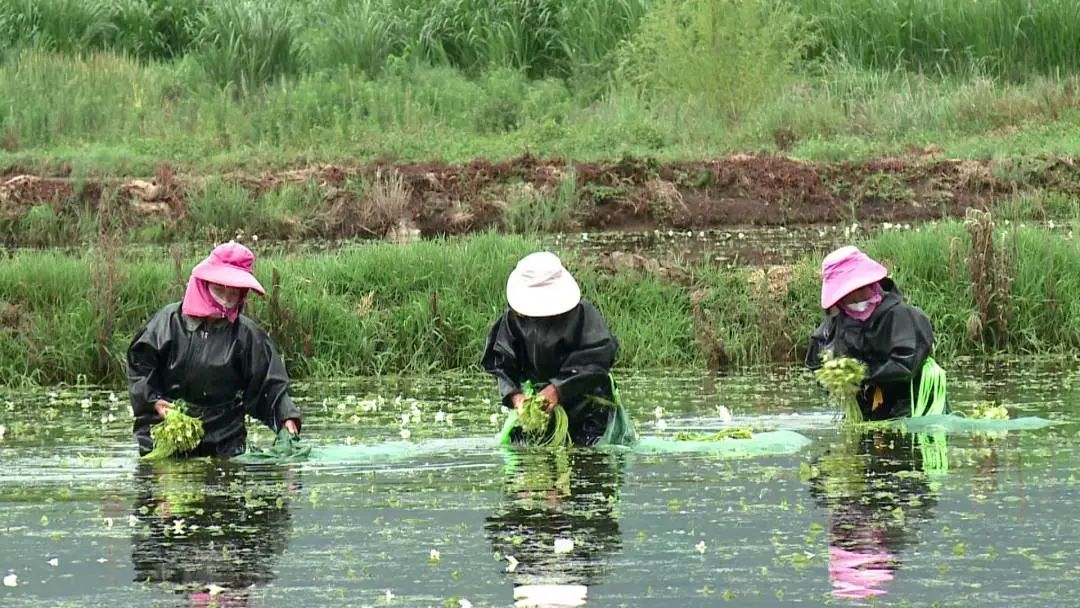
[
  {"left": 192, "top": 262, "right": 266, "bottom": 295},
  {"left": 506, "top": 271, "right": 581, "bottom": 317},
  {"left": 821, "top": 266, "right": 887, "bottom": 309}
]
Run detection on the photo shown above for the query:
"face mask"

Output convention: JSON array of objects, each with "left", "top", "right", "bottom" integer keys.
[
  {"left": 208, "top": 284, "right": 239, "bottom": 309},
  {"left": 844, "top": 300, "right": 872, "bottom": 313}
]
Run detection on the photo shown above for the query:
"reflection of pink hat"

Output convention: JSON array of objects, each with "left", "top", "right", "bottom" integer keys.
[
  {"left": 191, "top": 241, "right": 265, "bottom": 295},
  {"left": 820, "top": 246, "right": 887, "bottom": 309},
  {"left": 506, "top": 252, "right": 581, "bottom": 317},
  {"left": 829, "top": 546, "right": 895, "bottom": 599}
]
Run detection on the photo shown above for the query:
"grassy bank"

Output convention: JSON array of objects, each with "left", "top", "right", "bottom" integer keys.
[
  {"left": 0, "top": 222, "right": 1075, "bottom": 386},
  {"left": 4, "top": 0, "right": 1080, "bottom": 173}
]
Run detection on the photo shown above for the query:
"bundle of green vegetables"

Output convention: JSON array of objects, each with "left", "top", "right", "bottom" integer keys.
[
  {"left": 516, "top": 382, "right": 571, "bottom": 448},
  {"left": 814, "top": 352, "right": 868, "bottom": 423},
  {"left": 142, "top": 400, "right": 204, "bottom": 461}
]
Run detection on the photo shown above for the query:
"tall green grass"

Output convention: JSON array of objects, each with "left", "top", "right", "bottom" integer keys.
[
  {"left": 5, "top": 48, "right": 1080, "bottom": 173},
  {"left": 0, "top": 226, "right": 1075, "bottom": 385},
  {"left": 795, "top": 0, "right": 1080, "bottom": 78}
]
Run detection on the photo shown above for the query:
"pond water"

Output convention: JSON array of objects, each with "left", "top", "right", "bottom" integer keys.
[{"left": 0, "top": 357, "right": 1078, "bottom": 607}]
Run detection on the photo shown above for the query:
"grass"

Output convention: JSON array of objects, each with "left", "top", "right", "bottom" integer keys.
[
  {"left": 0, "top": 225, "right": 1075, "bottom": 386},
  {"left": 4, "top": 0, "right": 1080, "bottom": 173},
  {"left": 794, "top": 0, "right": 1080, "bottom": 79}
]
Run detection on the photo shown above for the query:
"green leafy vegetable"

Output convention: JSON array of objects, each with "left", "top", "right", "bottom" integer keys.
[
  {"left": 141, "top": 400, "right": 204, "bottom": 461},
  {"left": 815, "top": 352, "right": 867, "bottom": 423}
]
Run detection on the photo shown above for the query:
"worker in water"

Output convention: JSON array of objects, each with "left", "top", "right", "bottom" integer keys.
[
  {"left": 128, "top": 241, "right": 301, "bottom": 457},
  {"left": 482, "top": 252, "right": 633, "bottom": 446},
  {"left": 806, "top": 245, "right": 942, "bottom": 420}
]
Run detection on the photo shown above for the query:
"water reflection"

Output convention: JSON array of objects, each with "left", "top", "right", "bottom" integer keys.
[
  {"left": 485, "top": 449, "right": 626, "bottom": 607},
  {"left": 130, "top": 461, "right": 298, "bottom": 606},
  {"left": 809, "top": 430, "right": 943, "bottom": 600}
]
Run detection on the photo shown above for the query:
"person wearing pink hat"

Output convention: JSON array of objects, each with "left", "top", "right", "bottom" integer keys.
[
  {"left": 806, "top": 246, "right": 936, "bottom": 420},
  {"left": 481, "top": 252, "right": 623, "bottom": 445},
  {"left": 127, "top": 241, "right": 302, "bottom": 457}
]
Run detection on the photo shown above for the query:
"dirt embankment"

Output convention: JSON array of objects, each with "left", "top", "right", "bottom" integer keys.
[{"left": 2, "top": 155, "right": 1077, "bottom": 243}]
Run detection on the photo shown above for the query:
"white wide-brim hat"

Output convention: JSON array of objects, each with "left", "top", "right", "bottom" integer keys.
[{"left": 506, "top": 252, "right": 581, "bottom": 317}]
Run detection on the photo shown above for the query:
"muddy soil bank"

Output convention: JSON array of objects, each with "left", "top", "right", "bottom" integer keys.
[{"left": 1, "top": 155, "right": 1076, "bottom": 246}]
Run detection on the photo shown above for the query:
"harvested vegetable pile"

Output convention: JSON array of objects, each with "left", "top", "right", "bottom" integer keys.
[
  {"left": 674, "top": 428, "right": 753, "bottom": 441},
  {"left": 142, "top": 400, "right": 204, "bottom": 461},
  {"left": 814, "top": 352, "right": 867, "bottom": 423}
]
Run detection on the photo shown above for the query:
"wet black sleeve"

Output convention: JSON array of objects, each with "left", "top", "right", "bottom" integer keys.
[
  {"left": 805, "top": 316, "right": 835, "bottom": 371},
  {"left": 127, "top": 307, "right": 173, "bottom": 419},
  {"left": 480, "top": 312, "right": 523, "bottom": 408},
  {"left": 242, "top": 325, "right": 302, "bottom": 432},
  {"left": 550, "top": 302, "right": 618, "bottom": 404},
  {"left": 864, "top": 307, "right": 933, "bottom": 385}
]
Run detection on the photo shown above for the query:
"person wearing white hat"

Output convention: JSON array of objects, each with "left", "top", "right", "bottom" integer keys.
[{"left": 481, "top": 252, "right": 620, "bottom": 445}]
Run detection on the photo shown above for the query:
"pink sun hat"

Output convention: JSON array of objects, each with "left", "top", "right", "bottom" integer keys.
[
  {"left": 191, "top": 241, "right": 266, "bottom": 295},
  {"left": 820, "top": 246, "right": 887, "bottom": 309}
]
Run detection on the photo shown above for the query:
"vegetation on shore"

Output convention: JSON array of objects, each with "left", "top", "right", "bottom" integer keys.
[
  {"left": 0, "top": 221, "right": 1075, "bottom": 386},
  {"left": 2, "top": 1, "right": 1080, "bottom": 173}
]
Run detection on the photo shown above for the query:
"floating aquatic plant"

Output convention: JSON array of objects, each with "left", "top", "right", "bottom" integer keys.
[
  {"left": 141, "top": 400, "right": 204, "bottom": 460},
  {"left": 969, "top": 401, "right": 1009, "bottom": 420},
  {"left": 814, "top": 352, "right": 867, "bottom": 423}
]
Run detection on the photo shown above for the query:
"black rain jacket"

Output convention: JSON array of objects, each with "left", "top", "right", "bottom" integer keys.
[
  {"left": 481, "top": 300, "right": 617, "bottom": 445},
  {"left": 806, "top": 279, "right": 934, "bottom": 420},
  {"left": 128, "top": 302, "right": 302, "bottom": 457}
]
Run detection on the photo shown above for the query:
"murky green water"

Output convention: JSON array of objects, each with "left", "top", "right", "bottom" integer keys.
[{"left": 1, "top": 357, "right": 1078, "bottom": 607}]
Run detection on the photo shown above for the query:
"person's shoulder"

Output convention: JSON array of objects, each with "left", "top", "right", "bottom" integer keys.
[
  {"left": 150, "top": 302, "right": 182, "bottom": 322},
  {"left": 235, "top": 313, "right": 268, "bottom": 336}
]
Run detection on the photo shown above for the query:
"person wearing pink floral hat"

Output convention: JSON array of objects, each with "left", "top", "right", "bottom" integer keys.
[
  {"left": 806, "top": 246, "right": 935, "bottom": 420},
  {"left": 128, "top": 241, "right": 301, "bottom": 457}
]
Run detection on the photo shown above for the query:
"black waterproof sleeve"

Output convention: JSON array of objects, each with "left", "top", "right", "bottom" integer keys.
[
  {"left": 863, "top": 307, "right": 932, "bottom": 385},
  {"left": 805, "top": 316, "right": 835, "bottom": 371},
  {"left": 242, "top": 326, "right": 302, "bottom": 432},
  {"left": 549, "top": 302, "right": 618, "bottom": 404},
  {"left": 127, "top": 307, "right": 173, "bottom": 418},
  {"left": 480, "top": 314, "right": 523, "bottom": 408}
]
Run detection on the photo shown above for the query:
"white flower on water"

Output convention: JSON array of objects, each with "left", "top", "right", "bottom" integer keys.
[
  {"left": 458, "top": 599, "right": 473, "bottom": 608},
  {"left": 207, "top": 584, "right": 227, "bottom": 596},
  {"left": 717, "top": 405, "right": 733, "bottom": 425},
  {"left": 47, "top": 558, "right": 58, "bottom": 567},
  {"left": 429, "top": 549, "right": 440, "bottom": 563},
  {"left": 384, "top": 589, "right": 395, "bottom": 602},
  {"left": 3, "top": 573, "right": 16, "bottom": 587},
  {"left": 696, "top": 541, "right": 707, "bottom": 554},
  {"left": 505, "top": 554, "right": 519, "bottom": 572},
  {"left": 434, "top": 411, "right": 446, "bottom": 423},
  {"left": 128, "top": 514, "right": 139, "bottom": 527},
  {"left": 399, "top": 429, "right": 412, "bottom": 440},
  {"left": 172, "top": 519, "right": 186, "bottom": 534},
  {"left": 554, "top": 538, "right": 574, "bottom": 553}
]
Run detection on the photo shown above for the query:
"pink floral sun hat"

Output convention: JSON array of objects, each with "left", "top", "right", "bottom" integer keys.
[
  {"left": 820, "top": 246, "right": 887, "bottom": 309},
  {"left": 191, "top": 241, "right": 266, "bottom": 295}
]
